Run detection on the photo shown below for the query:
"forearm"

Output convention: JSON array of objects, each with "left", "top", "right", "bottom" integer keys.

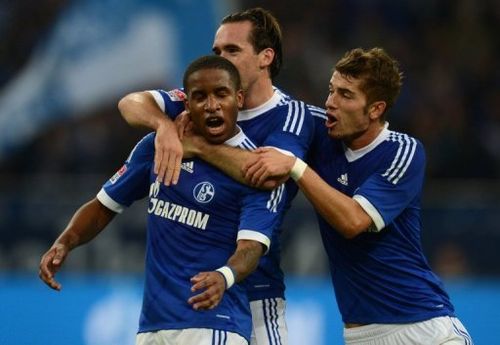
[
  {"left": 54, "top": 198, "right": 116, "bottom": 250},
  {"left": 295, "top": 166, "right": 373, "bottom": 238},
  {"left": 197, "top": 144, "right": 256, "bottom": 185},
  {"left": 226, "top": 240, "right": 264, "bottom": 283},
  {"left": 118, "top": 91, "right": 171, "bottom": 130}
]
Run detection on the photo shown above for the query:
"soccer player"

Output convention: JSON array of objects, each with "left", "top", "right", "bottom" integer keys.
[
  {"left": 118, "top": 8, "right": 318, "bottom": 345},
  {"left": 39, "top": 55, "right": 287, "bottom": 345},
  {"left": 244, "top": 48, "right": 474, "bottom": 345}
]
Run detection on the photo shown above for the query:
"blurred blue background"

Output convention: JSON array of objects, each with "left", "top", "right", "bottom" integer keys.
[{"left": 1, "top": 0, "right": 499, "bottom": 344}]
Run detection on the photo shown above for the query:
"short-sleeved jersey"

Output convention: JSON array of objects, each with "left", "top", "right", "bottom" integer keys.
[
  {"left": 97, "top": 130, "right": 286, "bottom": 341},
  {"left": 150, "top": 87, "right": 318, "bottom": 301},
  {"left": 308, "top": 115, "right": 455, "bottom": 324}
]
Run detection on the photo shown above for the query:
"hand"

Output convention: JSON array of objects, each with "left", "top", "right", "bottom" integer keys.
[
  {"left": 188, "top": 271, "right": 226, "bottom": 310},
  {"left": 243, "top": 147, "right": 296, "bottom": 187},
  {"left": 153, "top": 119, "right": 183, "bottom": 186},
  {"left": 38, "top": 243, "right": 69, "bottom": 291}
]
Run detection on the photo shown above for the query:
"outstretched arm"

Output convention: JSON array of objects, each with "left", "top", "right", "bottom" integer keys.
[
  {"left": 118, "top": 91, "right": 183, "bottom": 185},
  {"left": 187, "top": 239, "right": 264, "bottom": 310},
  {"left": 244, "top": 148, "right": 373, "bottom": 238},
  {"left": 38, "top": 198, "right": 116, "bottom": 291}
]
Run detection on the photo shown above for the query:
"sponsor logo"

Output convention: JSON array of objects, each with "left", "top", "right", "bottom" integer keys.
[
  {"left": 181, "top": 161, "right": 194, "bottom": 173},
  {"left": 110, "top": 165, "right": 127, "bottom": 184},
  {"left": 166, "top": 89, "right": 186, "bottom": 101},
  {"left": 148, "top": 197, "right": 210, "bottom": 230},
  {"left": 193, "top": 182, "right": 215, "bottom": 204},
  {"left": 337, "top": 173, "right": 348, "bottom": 186}
]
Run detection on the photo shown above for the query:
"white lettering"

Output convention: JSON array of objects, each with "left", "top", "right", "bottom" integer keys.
[
  {"left": 154, "top": 200, "right": 164, "bottom": 216},
  {"left": 178, "top": 208, "right": 188, "bottom": 224},
  {"left": 148, "top": 197, "right": 209, "bottom": 230}
]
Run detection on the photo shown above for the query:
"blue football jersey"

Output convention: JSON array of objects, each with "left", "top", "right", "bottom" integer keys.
[
  {"left": 150, "top": 87, "right": 317, "bottom": 301},
  {"left": 308, "top": 114, "right": 455, "bottom": 324},
  {"left": 97, "top": 130, "right": 286, "bottom": 341}
]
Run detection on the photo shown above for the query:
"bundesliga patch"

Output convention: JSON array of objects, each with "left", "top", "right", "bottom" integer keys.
[
  {"left": 166, "top": 89, "right": 186, "bottom": 102},
  {"left": 110, "top": 165, "right": 127, "bottom": 184}
]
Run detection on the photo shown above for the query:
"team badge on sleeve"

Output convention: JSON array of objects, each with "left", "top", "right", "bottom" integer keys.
[
  {"left": 166, "top": 89, "right": 186, "bottom": 101},
  {"left": 110, "top": 165, "right": 127, "bottom": 184}
]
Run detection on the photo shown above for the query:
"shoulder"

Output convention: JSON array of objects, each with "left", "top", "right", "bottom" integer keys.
[
  {"left": 126, "top": 132, "right": 155, "bottom": 163},
  {"left": 380, "top": 130, "right": 425, "bottom": 184}
]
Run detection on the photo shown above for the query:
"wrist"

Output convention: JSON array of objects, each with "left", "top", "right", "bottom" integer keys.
[
  {"left": 290, "top": 158, "right": 308, "bottom": 181},
  {"left": 216, "top": 265, "right": 236, "bottom": 289}
]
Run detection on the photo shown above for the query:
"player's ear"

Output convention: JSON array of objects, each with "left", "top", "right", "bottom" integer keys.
[
  {"left": 258, "top": 47, "right": 275, "bottom": 70},
  {"left": 236, "top": 89, "right": 244, "bottom": 109},
  {"left": 183, "top": 99, "right": 190, "bottom": 112},
  {"left": 368, "top": 101, "right": 386, "bottom": 121}
]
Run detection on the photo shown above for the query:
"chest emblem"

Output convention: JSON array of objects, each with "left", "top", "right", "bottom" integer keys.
[{"left": 193, "top": 182, "right": 215, "bottom": 203}]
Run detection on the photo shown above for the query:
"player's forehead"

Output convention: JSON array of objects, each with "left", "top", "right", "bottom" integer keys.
[
  {"left": 213, "top": 21, "right": 253, "bottom": 48},
  {"left": 187, "top": 69, "right": 234, "bottom": 92},
  {"left": 331, "top": 70, "right": 363, "bottom": 91}
]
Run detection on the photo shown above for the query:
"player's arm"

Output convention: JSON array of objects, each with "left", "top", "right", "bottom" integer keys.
[
  {"left": 184, "top": 134, "right": 267, "bottom": 186},
  {"left": 118, "top": 91, "right": 182, "bottom": 185},
  {"left": 245, "top": 148, "right": 373, "bottom": 238},
  {"left": 38, "top": 198, "right": 116, "bottom": 291},
  {"left": 187, "top": 239, "right": 264, "bottom": 310}
]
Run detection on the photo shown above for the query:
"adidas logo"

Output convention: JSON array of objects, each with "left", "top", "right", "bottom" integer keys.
[
  {"left": 337, "top": 173, "right": 348, "bottom": 186},
  {"left": 181, "top": 161, "right": 194, "bottom": 173}
]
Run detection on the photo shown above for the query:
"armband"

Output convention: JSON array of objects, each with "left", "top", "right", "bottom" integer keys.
[
  {"left": 290, "top": 158, "right": 308, "bottom": 181},
  {"left": 216, "top": 265, "right": 236, "bottom": 290}
]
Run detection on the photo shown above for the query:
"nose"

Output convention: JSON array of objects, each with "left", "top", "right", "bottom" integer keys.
[
  {"left": 325, "top": 92, "right": 337, "bottom": 110},
  {"left": 204, "top": 95, "right": 220, "bottom": 112}
]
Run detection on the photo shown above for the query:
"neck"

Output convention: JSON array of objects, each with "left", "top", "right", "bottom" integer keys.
[
  {"left": 346, "top": 123, "right": 385, "bottom": 151},
  {"left": 242, "top": 77, "right": 274, "bottom": 109}
]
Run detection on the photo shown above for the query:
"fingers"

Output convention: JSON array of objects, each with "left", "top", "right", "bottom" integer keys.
[
  {"left": 154, "top": 139, "right": 183, "bottom": 186},
  {"left": 39, "top": 248, "right": 64, "bottom": 291},
  {"left": 188, "top": 272, "right": 225, "bottom": 310}
]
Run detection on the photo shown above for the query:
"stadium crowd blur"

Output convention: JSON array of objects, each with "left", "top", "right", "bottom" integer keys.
[{"left": 1, "top": 0, "right": 499, "bottom": 277}]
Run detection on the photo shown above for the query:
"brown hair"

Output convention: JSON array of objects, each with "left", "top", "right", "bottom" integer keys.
[
  {"left": 221, "top": 7, "right": 283, "bottom": 79},
  {"left": 335, "top": 48, "right": 403, "bottom": 117}
]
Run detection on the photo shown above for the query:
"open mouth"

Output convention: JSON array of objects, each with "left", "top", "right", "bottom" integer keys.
[
  {"left": 205, "top": 116, "right": 226, "bottom": 136},
  {"left": 325, "top": 113, "right": 338, "bottom": 128}
]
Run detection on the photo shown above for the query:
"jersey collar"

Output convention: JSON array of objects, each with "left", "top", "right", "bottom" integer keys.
[
  {"left": 237, "top": 88, "right": 284, "bottom": 121},
  {"left": 224, "top": 126, "right": 249, "bottom": 147},
  {"left": 344, "top": 122, "right": 390, "bottom": 162}
]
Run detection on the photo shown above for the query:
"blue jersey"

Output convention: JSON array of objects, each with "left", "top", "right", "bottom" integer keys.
[
  {"left": 97, "top": 130, "right": 286, "bottom": 341},
  {"left": 150, "top": 87, "right": 316, "bottom": 301},
  {"left": 308, "top": 115, "right": 455, "bottom": 324}
]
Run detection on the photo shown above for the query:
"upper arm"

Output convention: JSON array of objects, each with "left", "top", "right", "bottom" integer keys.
[
  {"left": 97, "top": 134, "right": 155, "bottom": 212},
  {"left": 237, "top": 184, "right": 287, "bottom": 254},
  {"left": 148, "top": 89, "right": 186, "bottom": 120},
  {"left": 354, "top": 138, "right": 425, "bottom": 231}
]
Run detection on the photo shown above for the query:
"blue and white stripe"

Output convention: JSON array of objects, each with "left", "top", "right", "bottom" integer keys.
[
  {"left": 267, "top": 184, "right": 285, "bottom": 213},
  {"left": 307, "top": 104, "right": 327, "bottom": 119},
  {"left": 211, "top": 329, "right": 228, "bottom": 345},
  {"left": 237, "top": 137, "right": 257, "bottom": 151},
  {"left": 382, "top": 132, "right": 417, "bottom": 185},
  {"left": 283, "top": 101, "right": 306, "bottom": 135},
  {"left": 263, "top": 298, "right": 283, "bottom": 345},
  {"left": 273, "top": 87, "right": 291, "bottom": 106},
  {"left": 451, "top": 318, "right": 473, "bottom": 345}
]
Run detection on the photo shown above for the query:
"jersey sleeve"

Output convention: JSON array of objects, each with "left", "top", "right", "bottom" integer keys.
[
  {"left": 261, "top": 101, "right": 316, "bottom": 160},
  {"left": 97, "top": 133, "right": 155, "bottom": 213},
  {"left": 353, "top": 137, "right": 426, "bottom": 231},
  {"left": 237, "top": 184, "right": 287, "bottom": 254},
  {"left": 148, "top": 88, "right": 186, "bottom": 120}
]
